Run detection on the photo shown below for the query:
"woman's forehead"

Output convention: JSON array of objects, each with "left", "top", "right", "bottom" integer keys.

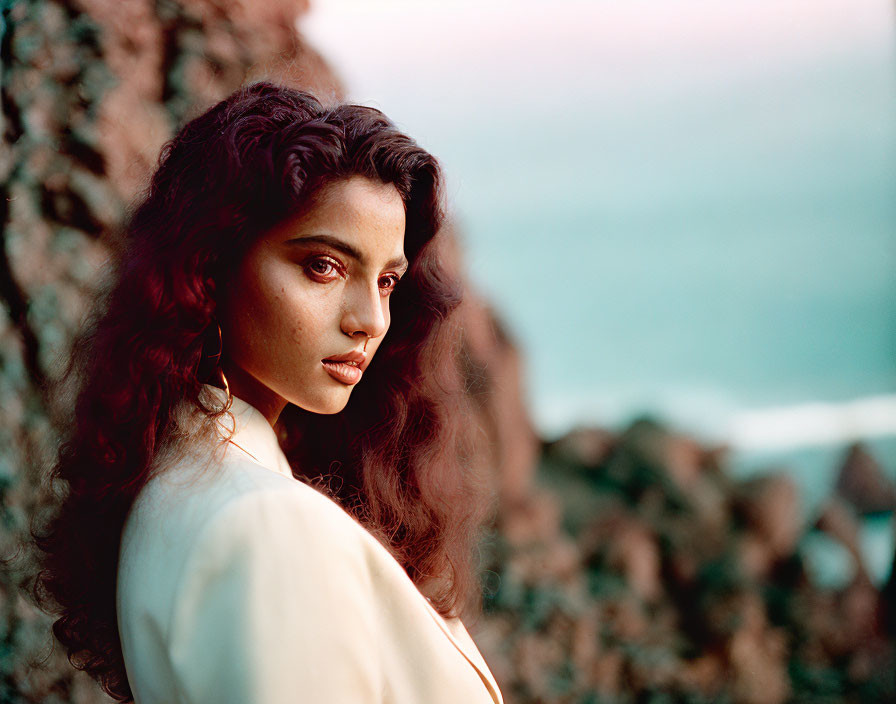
[{"left": 269, "top": 177, "right": 407, "bottom": 265}]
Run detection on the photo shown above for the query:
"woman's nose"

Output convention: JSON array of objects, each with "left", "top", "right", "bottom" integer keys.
[{"left": 341, "top": 280, "right": 388, "bottom": 341}]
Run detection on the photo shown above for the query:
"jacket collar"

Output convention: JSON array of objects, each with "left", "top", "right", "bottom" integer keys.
[
  {"left": 421, "top": 601, "right": 505, "bottom": 703},
  {"left": 199, "top": 383, "right": 294, "bottom": 480}
]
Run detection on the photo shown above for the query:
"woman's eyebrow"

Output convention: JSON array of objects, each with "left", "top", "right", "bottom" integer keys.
[{"left": 286, "top": 233, "right": 408, "bottom": 270}]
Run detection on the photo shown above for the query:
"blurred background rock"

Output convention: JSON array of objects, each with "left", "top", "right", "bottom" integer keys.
[{"left": 1, "top": 1, "right": 894, "bottom": 702}]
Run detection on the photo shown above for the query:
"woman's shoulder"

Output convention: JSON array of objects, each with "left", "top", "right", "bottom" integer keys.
[
  {"left": 180, "top": 470, "right": 368, "bottom": 557},
  {"left": 124, "top": 446, "right": 358, "bottom": 562},
  {"left": 177, "top": 480, "right": 371, "bottom": 582},
  {"left": 117, "top": 450, "right": 374, "bottom": 634}
]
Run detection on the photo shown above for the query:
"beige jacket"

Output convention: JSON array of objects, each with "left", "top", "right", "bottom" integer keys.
[{"left": 116, "top": 384, "right": 504, "bottom": 704}]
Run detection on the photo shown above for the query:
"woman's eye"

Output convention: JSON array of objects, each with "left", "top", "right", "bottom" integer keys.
[
  {"left": 379, "top": 274, "right": 400, "bottom": 295},
  {"left": 305, "top": 257, "right": 340, "bottom": 279}
]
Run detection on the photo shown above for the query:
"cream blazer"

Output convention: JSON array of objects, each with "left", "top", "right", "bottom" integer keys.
[{"left": 116, "top": 384, "right": 504, "bottom": 704}]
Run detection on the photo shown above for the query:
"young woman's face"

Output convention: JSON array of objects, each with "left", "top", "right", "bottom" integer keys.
[{"left": 218, "top": 175, "right": 408, "bottom": 424}]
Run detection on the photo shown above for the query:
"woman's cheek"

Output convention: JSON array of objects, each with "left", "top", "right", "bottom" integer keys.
[{"left": 252, "top": 261, "right": 303, "bottom": 319}]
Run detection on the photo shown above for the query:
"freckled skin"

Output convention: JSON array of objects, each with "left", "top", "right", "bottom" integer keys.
[{"left": 217, "top": 176, "right": 407, "bottom": 427}]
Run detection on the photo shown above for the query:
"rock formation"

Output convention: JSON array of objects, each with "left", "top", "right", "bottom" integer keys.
[{"left": 835, "top": 442, "right": 896, "bottom": 515}]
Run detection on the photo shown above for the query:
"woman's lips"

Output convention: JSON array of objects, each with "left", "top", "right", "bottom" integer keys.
[{"left": 321, "top": 359, "right": 362, "bottom": 385}]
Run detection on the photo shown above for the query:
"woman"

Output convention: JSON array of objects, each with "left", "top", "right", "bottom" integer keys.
[{"left": 29, "top": 81, "right": 503, "bottom": 703}]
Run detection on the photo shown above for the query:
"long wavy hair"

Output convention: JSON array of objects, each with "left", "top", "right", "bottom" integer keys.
[{"left": 26, "top": 81, "right": 492, "bottom": 702}]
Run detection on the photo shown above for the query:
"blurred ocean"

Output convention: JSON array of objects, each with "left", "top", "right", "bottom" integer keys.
[{"left": 306, "top": 0, "right": 896, "bottom": 580}]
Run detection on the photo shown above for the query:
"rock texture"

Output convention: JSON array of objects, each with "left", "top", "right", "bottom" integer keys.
[
  {"left": 835, "top": 442, "right": 896, "bottom": 515},
  {"left": 477, "top": 423, "right": 896, "bottom": 703}
]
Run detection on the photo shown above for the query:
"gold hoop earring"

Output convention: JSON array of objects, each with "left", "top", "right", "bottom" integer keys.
[
  {"left": 209, "top": 320, "right": 232, "bottom": 404},
  {"left": 218, "top": 366, "right": 232, "bottom": 403}
]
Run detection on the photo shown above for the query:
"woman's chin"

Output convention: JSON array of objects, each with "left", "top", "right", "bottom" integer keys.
[
  {"left": 293, "top": 391, "right": 351, "bottom": 415},
  {"left": 319, "top": 399, "right": 350, "bottom": 415}
]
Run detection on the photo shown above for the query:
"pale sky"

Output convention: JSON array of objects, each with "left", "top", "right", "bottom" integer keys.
[{"left": 303, "top": 0, "right": 892, "bottom": 105}]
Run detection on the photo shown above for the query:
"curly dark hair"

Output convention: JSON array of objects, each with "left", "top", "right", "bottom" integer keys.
[{"left": 26, "top": 81, "right": 492, "bottom": 702}]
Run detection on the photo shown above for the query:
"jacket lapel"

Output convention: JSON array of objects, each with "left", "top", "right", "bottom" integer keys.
[{"left": 420, "top": 598, "right": 504, "bottom": 704}]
